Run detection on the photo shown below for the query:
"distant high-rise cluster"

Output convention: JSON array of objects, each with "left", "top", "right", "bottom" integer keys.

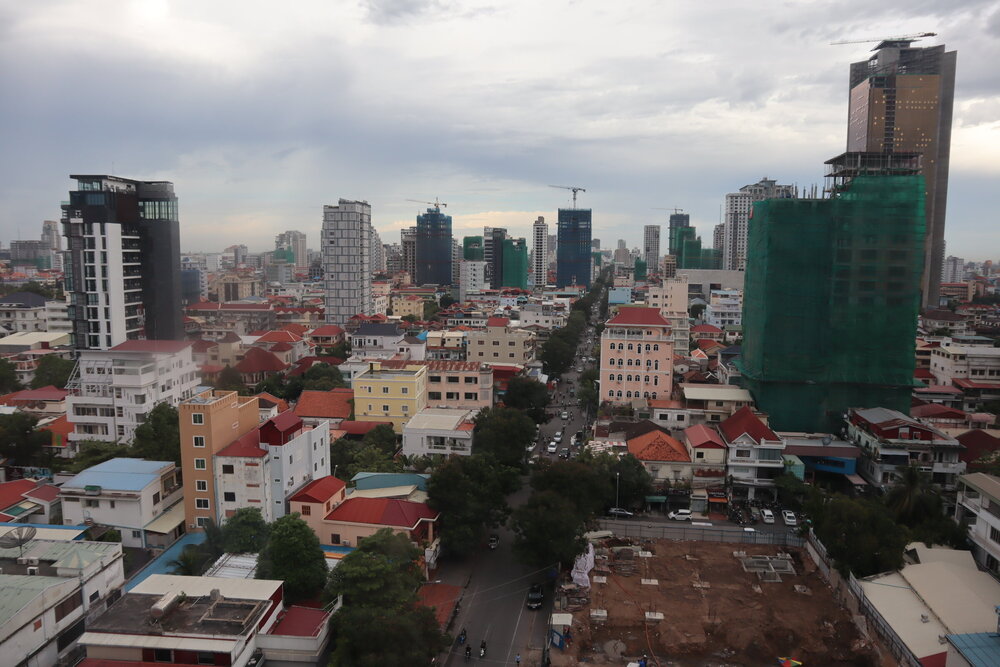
[{"left": 274, "top": 230, "right": 308, "bottom": 269}]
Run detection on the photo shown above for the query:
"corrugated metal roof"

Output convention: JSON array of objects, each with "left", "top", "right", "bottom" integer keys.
[
  {"left": 0, "top": 575, "right": 76, "bottom": 627},
  {"left": 946, "top": 633, "right": 1000, "bottom": 666},
  {"left": 61, "top": 458, "right": 172, "bottom": 492},
  {"left": 142, "top": 501, "right": 185, "bottom": 534},
  {"left": 130, "top": 574, "right": 281, "bottom": 601}
]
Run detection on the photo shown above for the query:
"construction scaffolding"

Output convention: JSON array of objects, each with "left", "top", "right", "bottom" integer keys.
[{"left": 738, "top": 174, "right": 926, "bottom": 433}]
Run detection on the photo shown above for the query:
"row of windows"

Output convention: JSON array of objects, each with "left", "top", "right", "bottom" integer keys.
[
  {"left": 608, "top": 359, "right": 660, "bottom": 369},
  {"left": 429, "top": 392, "right": 478, "bottom": 400},
  {"left": 607, "top": 343, "right": 661, "bottom": 352},
  {"left": 609, "top": 374, "right": 660, "bottom": 385},
  {"left": 609, "top": 390, "right": 658, "bottom": 399}
]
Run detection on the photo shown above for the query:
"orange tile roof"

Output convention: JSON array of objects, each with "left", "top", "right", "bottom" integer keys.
[
  {"left": 235, "top": 347, "right": 289, "bottom": 374},
  {"left": 683, "top": 424, "right": 726, "bottom": 449},
  {"left": 607, "top": 307, "right": 670, "bottom": 327},
  {"left": 324, "top": 496, "right": 439, "bottom": 527},
  {"left": 294, "top": 388, "right": 354, "bottom": 419},
  {"left": 719, "top": 406, "right": 779, "bottom": 443},
  {"left": 627, "top": 430, "right": 690, "bottom": 463},
  {"left": 290, "top": 475, "right": 346, "bottom": 503},
  {"left": 256, "top": 330, "right": 303, "bottom": 344}
]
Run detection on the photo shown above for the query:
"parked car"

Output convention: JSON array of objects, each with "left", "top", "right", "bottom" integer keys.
[
  {"left": 553, "top": 431, "right": 562, "bottom": 443},
  {"left": 526, "top": 583, "right": 544, "bottom": 609},
  {"left": 559, "top": 448, "right": 569, "bottom": 459},
  {"left": 761, "top": 509, "right": 775, "bottom": 524},
  {"left": 782, "top": 510, "right": 798, "bottom": 526},
  {"left": 608, "top": 507, "right": 634, "bottom": 518},
  {"left": 668, "top": 509, "right": 692, "bottom": 521},
  {"left": 560, "top": 411, "right": 569, "bottom": 420},
  {"left": 547, "top": 441, "right": 558, "bottom": 453}
]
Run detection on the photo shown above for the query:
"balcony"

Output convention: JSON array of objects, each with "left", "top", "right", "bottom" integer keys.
[{"left": 933, "top": 461, "right": 966, "bottom": 475}]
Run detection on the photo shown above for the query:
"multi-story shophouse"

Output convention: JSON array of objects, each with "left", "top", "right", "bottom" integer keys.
[{"left": 599, "top": 307, "right": 674, "bottom": 405}]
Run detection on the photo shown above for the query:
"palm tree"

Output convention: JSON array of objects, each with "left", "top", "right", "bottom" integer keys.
[
  {"left": 168, "top": 545, "right": 206, "bottom": 576},
  {"left": 202, "top": 519, "right": 225, "bottom": 561},
  {"left": 885, "top": 464, "right": 939, "bottom": 526}
]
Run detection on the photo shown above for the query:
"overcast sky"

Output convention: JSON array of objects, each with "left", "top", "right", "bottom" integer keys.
[{"left": 1, "top": 0, "right": 998, "bottom": 260}]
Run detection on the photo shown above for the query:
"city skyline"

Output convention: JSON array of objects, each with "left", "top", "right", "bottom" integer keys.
[{"left": 1, "top": 2, "right": 999, "bottom": 259}]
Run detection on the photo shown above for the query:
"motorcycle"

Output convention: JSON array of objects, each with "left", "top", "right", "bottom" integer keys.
[
  {"left": 458, "top": 628, "right": 466, "bottom": 645},
  {"left": 464, "top": 646, "right": 472, "bottom": 662},
  {"left": 480, "top": 641, "right": 487, "bottom": 658}
]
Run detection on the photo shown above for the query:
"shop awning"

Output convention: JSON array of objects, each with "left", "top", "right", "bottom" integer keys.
[
  {"left": 845, "top": 473, "right": 868, "bottom": 487},
  {"left": 708, "top": 497, "right": 728, "bottom": 503},
  {"left": 645, "top": 495, "right": 667, "bottom": 503},
  {"left": 144, "top": 501, "right": 186, "bottom": 535}
]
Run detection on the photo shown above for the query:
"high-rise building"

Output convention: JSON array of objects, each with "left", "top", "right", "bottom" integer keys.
[
  {"left": 275, "top": 230, "right": 308, "bottom": 269},
  {"left": 556, "top": 208, "right": 592, "bottom": 288},
  {"left": 451, "top": 239, "right": 462, "bottom": 287},
  {"left": 384, "top": 243, "right": 403, "bottom": 274},
  {"left": 739, "top": 173, "right": 925, "bottom": 432},
  {"left": 414, "top": 205, "right": 453, "bottom": 285},
  {"left": 61, "top": 175, "right": 183, "bottom": 350},
  {"left": 41, "top": 220, "right": 61, "bottom": 252},
  {"left": 370, "top": 228, "right": 385, "bottom": 274},
  {"left": 401, "top": 227, "right": 417, "bottom": 280},
  {"left": 713, "top": 223, "right": 725, "bottom": 252},
  {"left": 846, "top": 39, "right": 956, "bottom": 308},
  {"left": 942, "top": 255, "right": 965, "bottom": 284},
  {"left": 643, "top": 225, "right": 660, "bottom": 276},
  {"left": 463, "top": 236, "right": 484, "bottom": 261},
  {"left": 323, "top": 199, "right": 372, "bottom": 327},
  {"left": 617, "top": 239, "right": 626, "bottom": 250},
  {"left": 483, "top": 227, "right": 508, "bottom": 289},
  {"left": 722, "top": 178, "right": 795, "bottom": 270},
  {"left": 501, "top": 238, "right": 528, "bottom": 290},
  {"left": 532, "top": 216, "right": 548, "bottom": 287},
  {"left": 224, "top": 244, "right": 248, "bottom": 268},
  {"left": 667, "top": 212, "right": 690, "bottom": 257},
  {"left": 459, "top": 261, "right": 486, "bottom": 302}
]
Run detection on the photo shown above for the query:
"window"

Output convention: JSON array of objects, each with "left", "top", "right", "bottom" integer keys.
[
  {"left": 429, "top": 392, "right": 441, "bottom": 400},
  {"left": 991, "top": 526, "right": 1000, "bottom": 545},
  {"left": 301, "top": 504, "right": 311, "bottom": 516},
  {"left": 196, "top": 498, "right": 210, "bottom": 509},
  {"left": 153, "top": 492, "right": 161, "bottom": 505},
  {"left": 331, "top": 533, "right": 341, "bottom": 544},
  {"left": 401, "top": 387, "right": 408, "bottom": 394},
  {"left": 193, "top": 435, "right": 205, "bottom": 448},
  {"left": 382, "top": 405, "right": 390, "bottom": 412},
  {"left": 53, "top": 591, "right": 83, "bottom": 622},
  {"left": 194, "top": 458, "right": 207, "bottom": 470},
  {"left": 196, "top": 517, "right": 210, "bottom": 527},
  {"left": 132, "top": 530, "right": 141, "bottom": 538},
  {"left": 223, "top": 492, "right": 236, "bottom": 502},
  {"left": 735, "top": 449, "right": 751, "bottom": 459},
  {"left": 192, "top": 412, "right": 204, "bottom": 425},
  {"left": 464, "top": 392, "right": 477, "bottom": 400},
  {"left": 84, "top": 499, "right": 99, "bottom": 508},
  {"left": 464, "top": 376, "right": 477, "bottom": 384},
  {"left": 196, "top": 480, "right": 208, "bottom": 491},
  {"left": 153, "top": 649, "right": 173, "bottom": 663},
  {"left": 197, "top": 653, "right": 215, "bottom": 666},
  {"left": 696, "top": 451, "right": 705, "bottom": 460},
  {"left": 222, "top": 464, "right": 234, "bottom": 474},
  {"left": 447, "top": 376, "right": 459, "bottom": 383}
]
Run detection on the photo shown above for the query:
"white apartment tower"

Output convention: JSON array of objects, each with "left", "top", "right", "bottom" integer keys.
[
  {"left": 532, "top": 216, "right": 548, "bottom": 288},
  {"left": 643, "top": 225, "right": 660, "bottom": 276},
  {"left": 942, "top": 255, "right": 965, "bottom": 284},
  {"left": 722, "top": 178, "right": 794, "bottom": 271},
  {"left": 370, "top": 227, "right": 385, "bottom": 274},
  {"left": 323, "top": 199, "right": 373, "bottom": 327},
  {"left": 459, "top": 261, "right": 486, "bottom": 302}
]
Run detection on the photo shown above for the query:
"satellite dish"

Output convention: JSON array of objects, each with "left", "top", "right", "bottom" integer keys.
[
  {"left": 821, "top": 435, "right": 833, "bottom": 446},
  {"left": 0, "top": 526, "right": 37, "bottom": 556}
]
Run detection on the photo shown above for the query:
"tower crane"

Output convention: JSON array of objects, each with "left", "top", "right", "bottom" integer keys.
[
  {"left": 406, "top": 198, "right": 448, "bottom": 209},
  {"left": 549, "top": 185, "right": 587, "bottom": 208},
  {"left": 829, "top": 31, "right": 936, "bottom": 46},
  {"left": 652, "top": 207, "right": 685, "bottom": 215}
]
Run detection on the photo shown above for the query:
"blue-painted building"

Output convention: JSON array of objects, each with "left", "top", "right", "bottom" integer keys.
[
  {"left": 556, "top": 208, "right": 592, "bottom": 288},
  {"left": 782, "top": 434, "right": 861, "bottom": 480}
]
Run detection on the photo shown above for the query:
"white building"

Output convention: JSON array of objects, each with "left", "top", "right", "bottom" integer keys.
[
  {"left": 722, "top": 178, "right": 795, "bottom": 271},
  {"left": 643, "top": 225, "right": 660, "bottom": 277},
  {"left": 645, "top": 276, "right": 690, "bottom": 349},
  {"left": 930, "top": 343, "right": 1000, "bottom": 386},
  {"left": 704, "top": 289, "right": 743, "bottom": 328},
  {"left": 350, "top": 322, "right": 405, "bottom": 359},
  {"left": 402, "top": 407, "right": 476, "bottom": 457},
  {"left": 532, "top": 216, "right": 548, "bottom": 288},
  {"left": 67, "top": 340, "right": 200, "bottom": 451},
  {"left": 213, "top": 412, "right": 331, "bottom": 523},
  {"left": 518, "top": 303, "right": 568, "bottom": 329},
  {"left": 0, "top": 539, "right": 125, "bottom": 667},
  {"left": 718, "top": 407, "right": 786, "bottom": 500},
  {"left": 59, "top": 458, "right": 185, "bottom": 548},
  {"left": 0, "top": 292, "right": 49, "bottom": 334},
  {"left": 459, "top": 260, "right": 486, "bottom": 302},
  {"left": 942, "top": 255, "right": 965, "bottom": 284},
  {"left": 956, "top": 473, "right": 1000, "bottom": 577},
  {"left": 44, "top": 300, "right": 72, "bottom": 334},
  {"left": 323, "top": 199, "right": 373, "bottom": 327}
]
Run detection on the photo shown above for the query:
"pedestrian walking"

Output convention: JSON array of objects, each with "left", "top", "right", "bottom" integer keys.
[{"left": 515, "top": 654, "right": 521, "bottom": 665}]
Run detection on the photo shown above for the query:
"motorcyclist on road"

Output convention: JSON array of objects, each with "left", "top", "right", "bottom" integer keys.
[
  {"left": 464, "top": 645, "right": 471, "bottom": 661},
  {"left": 458, "top": 628, "right": 466, "bottom": 644},
  {"left": 480, "top": 640, "right": 487, "bottom": 657}
]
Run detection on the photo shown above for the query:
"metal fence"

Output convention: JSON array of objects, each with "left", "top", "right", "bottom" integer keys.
[
  {"left": 598, "top": 521, "right": 805, "bottom": 547},
  {"left": 846, "top": 571, "right": 922, "bottom": 667}
]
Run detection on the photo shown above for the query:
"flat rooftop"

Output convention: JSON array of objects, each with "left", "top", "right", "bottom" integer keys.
[{"left": 89, "top": 591, "right": 266, "bottom": 637}]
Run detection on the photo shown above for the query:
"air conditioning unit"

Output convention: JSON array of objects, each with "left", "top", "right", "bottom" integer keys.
[
  {"left": 16, "top": 557, "right": 27, "bottom": 565},
  {"left": 28, "top": 558, "right": 39, "bottom": 566},
  {"left": 27, "top": 566, "right": 39, "bottom": 576}
]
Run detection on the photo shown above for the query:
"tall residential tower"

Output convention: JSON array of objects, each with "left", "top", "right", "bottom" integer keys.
[
  {"left": 414, "top": 205, "right": 453, "bottom": 285},
  {"left": 323, "top": 199, "right": 372, "bottom": 326},
  {"left": 722, "top": 178, "right": 795, "bottom": 270},
  {"left": 531, "top": 216, "right": 548, "bottom": 288},
  {"left": 556, "top": 208, "right": 592, "bottom": 288},
  {"left": 643, "top": 225, "right": 660, "bottom": 277}
]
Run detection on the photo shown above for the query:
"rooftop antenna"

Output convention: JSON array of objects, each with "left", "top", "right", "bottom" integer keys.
[{"left": 549, "top": 185, "right": 587, "bottom": 208}]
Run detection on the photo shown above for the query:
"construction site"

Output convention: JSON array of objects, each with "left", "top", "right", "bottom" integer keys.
[{"left": 546, "top": 537, "right": 885, "bottom": 666}]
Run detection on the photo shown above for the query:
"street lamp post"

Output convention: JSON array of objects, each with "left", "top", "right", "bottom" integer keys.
[{"left": 615, "top": 471, "right": 620, "bottom": 508}]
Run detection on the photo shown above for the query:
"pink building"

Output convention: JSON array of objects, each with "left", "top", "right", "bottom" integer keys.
[{"left": 600, "top": 307, "right": 674, "bottom": 405}]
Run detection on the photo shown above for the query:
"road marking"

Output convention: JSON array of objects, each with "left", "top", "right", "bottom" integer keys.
[{"left": 505, "top": 595, "right": 527, "bottom": 665}]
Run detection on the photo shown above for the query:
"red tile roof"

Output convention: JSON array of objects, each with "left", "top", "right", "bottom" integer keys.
[
  {"left": 910, "top": 403, "right": 967, "bottom": 420},
  {"left": 697, "top": 338, "right": 724, "bottom": 351},
  {"left": 958, "top": 429, "right": 1000, "bottom": 465},
  {"left": 235, "top": 347, "right": 289, "bottom": 374},
  {"left": 719, "top": 406, "right": 779, "bottom": 443},
  {"left": 191, "top": 339, "right": 218, "bottom": 353},
  {"left": 310, "top": 325, "right": 345, "bottom": 337},
  {"left": 627, "top": 430, "right": 690, "bottom": 463},
  {"left": 0, "top": 479, "right": 41, "bottom": 514},
  {"left": 486, "top": 317, "right": 509, "bottom": 327},
  {"left": 217, "top": 429, "right": 267, "bottom": 458},
  {"left": 954, "top": 379, "right": 1000, "bottom": 390},
  {"left": 294, "top": 388, "right": 354, "bottom": 419},
  {"left": 691, "top": 324, "right": 723, "bottom": 333},
  {"left": 254, "top": 392, "right": 289, "bottom": 412},
  {"left": 269, "top": 606, "right": 330, "bottom": 637},
  {"left": 280, "top": 324, "right": 310, "bottom": 336},
  {"left": 607, "top": 307, "right": 670, "bottom": 327},
  {"left": 110, "top": 340, "right": 193, "bottom": 354},
  {"left": 290, "top": 476, "right": 346, "bottom": 504},
  {"left": 23, "top": 484, "right": 59, "bottom": 502},
  {"left": 40, "top": 414, "right": 72, "bottom": 442},
  {"left": 256, "top": 330, "right": 303, "bottom": 344},
  {"left": 324, "top": 497, "right": 439, "bottom": 527},
  {"left": 338, "top": 420, "right": 393, "bottom": 435},
  {"left": 684, "top": 424, "right": 726, "bottom": 449},
  {"left": 0, "top": 386, "right": 68, "bottom": 404},
  {"left": 269, "top": 341, "right": 293, "bottom": 352}
]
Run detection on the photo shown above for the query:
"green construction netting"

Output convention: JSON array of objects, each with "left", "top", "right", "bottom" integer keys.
[{"left": 737, "top": 174, "right": 926, "bottom": 432}]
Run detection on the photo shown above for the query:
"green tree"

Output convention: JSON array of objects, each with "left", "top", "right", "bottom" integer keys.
[
  {"left": 539, "top": 336, "right": 575, "bottom": 376},
  {"left": 576, "top": 451, "right": 653, "bottom": 510},
  {"left": 254, "top": 374, "right": 287, "bottom": 398},
  {"left": 690, "top": 303, "right": 706, "bottom": 320},
  {"left": 503, "top": 376, "right": 551, "bottom": 424},
  {"left": 346, "top": 445, "right": 403, "bottom": 479},
  {"left": 130, "top": 403, "right": 181, "bottom": 464},
  {"left": 439, "top": 294, "right": 456, "bottom": 309},
  {"left": 256, "top": 513, "right": 328, "bottom": 602},
  {"left": 222, "top": 508, "right": 270, "bottom": 554},
  {"left": 325, "top": 528, "right": 423, "bottom": 607},
  {"left": 66, "top": 440, "right": 131, "bottom": 473},
  {"left": 302, "top": 363, "right": 346, "bottom": 392},
  {"left": 885, "top": 464, "right": 938, "bottom": 527},
  {"left": 168, "top": 544, "right": 208, "bottom": 576},
  {"left": 577, "top": 367, "right": 599, "bottom": 412},
  {"left": 202, "top": 519, "right": 226, "bottom": 561},
  {"left": 423, "top": 301, "right": 440, "bottom": 320},
  {"left": 362, "top": 423, "right": 398, "bottom": 455},
  {"left": 530, "top": 459, "right": 609, "bottom": 519},
  {"left": 813, "top": 497, "right": 909, "bottom": 576},
  {"left": 511, "top": 490, "right": 587, "bottom": 568},
  {"left": 401, "top": 314, "right": 418, "bottom": 323},
  {"left": 0, "top": 358, "right": 22, "bottom": 393},
  {"left": 31, "top": 355, "right": 75, "bottom": 389},
  {"left": 473, "top": 407, "right": 536, "bottom": 468},
  {"left": 327, "top": 341, "right": 351, "bottom": 360},
  {"left": 0, "top": 413, "right": 50, "bottom": 466},
  {"left": 215, "top": 366, "right": 247, "bottom": 393},
  {"left": 427, "top": 454, "right": 519, "bottom": 556}
]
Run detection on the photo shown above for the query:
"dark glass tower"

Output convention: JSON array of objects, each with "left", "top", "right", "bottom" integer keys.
[
  {"left": 414, "top": 206, "right": 453, "bottom": 285},
  {"left": 62, "top": 175, "right": 182, "bottom": 350},
  {"left": 556, "top": 208, "right": 592, "bottom": 288}
]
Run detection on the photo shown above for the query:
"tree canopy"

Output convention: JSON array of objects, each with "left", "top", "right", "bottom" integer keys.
[
  {"left": 130, "top": 403, "right": 181, "bottom": 464},
  {"left": 812, "top": 496, "right": 909, "bottom": 577},
  {"left": 473, "top": 406, "right": 536, "bottom": 468},
  {"left": 221, "top": 508, "right": 270, "bottom": 554},
  {"left": 0, "top": 412, "right": 50, "bottom": 466},
  {"left": 511, "top": 489, "right": 588, "bottom": 568},
  {"left": 256, "top": 513, "right": 328, "bottom": 602},
  {"left": 215, "top": 366, "right": 247, "bottom": 393},
  {"left": 67, "top": 440, "right": 131, "bottom": 473},
  {"left": 0, "top": 358, "right": 22, "bottom": 394},
  {"left": 502, "top": 376, "right": 551, "bottom": 424},
  {"left": 31, "top": 355, "right": 75, "bottom": 389}
]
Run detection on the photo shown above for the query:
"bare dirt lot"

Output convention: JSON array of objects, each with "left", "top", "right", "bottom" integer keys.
[{"left": 550, "top": 538, "right": 882, "bottom": 666}]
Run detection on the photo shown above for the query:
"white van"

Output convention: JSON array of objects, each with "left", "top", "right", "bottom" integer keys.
[{"left": 761, "top": 509, "right": 775, "bottom": 524}]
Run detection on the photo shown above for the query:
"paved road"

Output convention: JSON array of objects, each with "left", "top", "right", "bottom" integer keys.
[{"left": 444, "top": 484, "right": 552, "bottom": 666}]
